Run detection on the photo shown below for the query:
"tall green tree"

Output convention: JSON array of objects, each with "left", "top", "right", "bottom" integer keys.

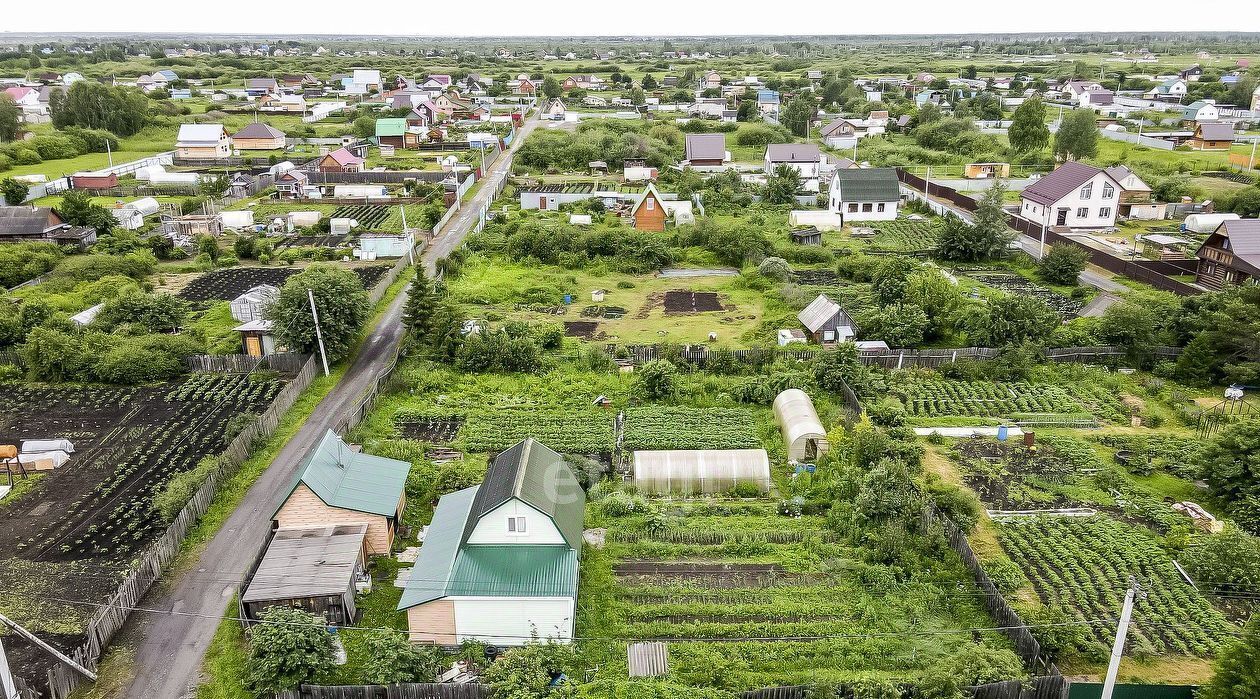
[
  {"left": 0, "top": 94, "right": 20, "bottom": 142},
  {"left": 265, "top": 265, "right": 369, "bottom": 363},
  {"left": 245, "top": 607, "right": 335, "bottom": 697},
  {"left": 1199, "top": 614, "right": 1260, "bottom": 699},
  {"left": 1008, "top": 97, "right": 1050, "bottom": 153},
  {"left": 1203, "top": 420, "right": 1260, "bottom": 535},
  {"left": 763, "top": 164, "right": 801, "bottom": 204},
  {"left": 49, "top": 81, "right": 149, "bottom": 136},
  {"left": 1053, "top": 108, "right": 1099, "bottom": 161},
  {"left": 58, "top": 189, "right": 115, "bottom": 234},
  {"left": 780, "top": 93, "right": 816, "bottom": 137},
  {"left": 402, "top": 267, "right": 437, "bottom": 341},
  {"left": 541, "top": 76, "right": 561, "bottom": 99},
  {"left": 1, "top": 177, "right": 29, "bottom": 205},
  {"left": 934, "top": 183, "right": 1012, "bottom": 261}
]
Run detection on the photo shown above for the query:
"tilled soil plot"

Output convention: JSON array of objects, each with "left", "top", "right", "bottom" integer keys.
[
  {"left": 663, "top": 290, "right": 723, "bottom": 313},
  {"left": 394, "top": 416, "right": 464, "bottom": 442},
  {"left": 564, "top": 321, "right": 600, "bottom": 338}
]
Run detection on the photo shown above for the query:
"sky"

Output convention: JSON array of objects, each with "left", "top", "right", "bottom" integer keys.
[{"left": 5, "top": 0, "right": 1260, "bottom": 36}]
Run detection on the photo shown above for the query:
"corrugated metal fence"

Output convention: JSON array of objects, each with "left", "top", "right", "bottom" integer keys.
[{"left": 895, "top": 169, "right": 1203, "bottom": 296}]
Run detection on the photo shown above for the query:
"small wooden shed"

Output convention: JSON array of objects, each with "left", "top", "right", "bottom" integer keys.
[{"left": 241, "top": 524, "right": 368, "bottom": 625}]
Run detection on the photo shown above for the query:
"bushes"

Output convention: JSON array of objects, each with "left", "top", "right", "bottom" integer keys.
[
  {"left": 0, "top": 241, "right": 62, "bottom": 288},
  {"left": 152, "top": 455, "right": 224, "bottom": 521},
  {"left": 21, "top": 328, "right": 202, "bottom": 384},
  {"left": 1038, "top": 245, "right": 1090, "bottom": 286},
  {"left": 733, "top": 123, "right": 792, "bottom": 147}
]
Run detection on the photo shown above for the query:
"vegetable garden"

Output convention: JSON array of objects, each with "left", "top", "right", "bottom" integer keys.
[
  {"left": 580, "top": 500, "right": 1014, "bottom": 689},
  {"left": 622, "top": 407, "right": 761, "bottom": 451},
  {"left": 178, "top": 265, "right": 390, "bottom": 302},
  {"left": 890, "top": 379, "right": 1094, "bottom": 421},
  {"left": 864, "top": 219, "right": 939, "bottom": 252},
  {"left": 331, "top": 204, "right": 391, "bottom": 229},
  {"left": 0, "top": 372, "right": 287, "bottom": 681},
  {"left": 997, "top": 516, "right": 1233, "bottom": 658},
  {"left": 961, "top": 270, "right": 1083, "bottom": 317}
]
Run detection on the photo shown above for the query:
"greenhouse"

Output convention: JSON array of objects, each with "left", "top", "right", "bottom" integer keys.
[
  {"left": 632, "top": 449, "right": 771, "bottom": 495},
  {"left": 773, "top": 389, "right": 830, "bottom": 462}
]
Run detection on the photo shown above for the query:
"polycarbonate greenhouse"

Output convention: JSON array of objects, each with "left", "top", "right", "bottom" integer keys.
[
  {"left": 773, "top": 389, "right": 830, "bottom": 462},
  {"left": 632, "top": 449, "right": 771, "bottom": 495}
]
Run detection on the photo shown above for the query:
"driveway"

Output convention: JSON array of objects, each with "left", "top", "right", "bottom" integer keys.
[{"left": 120, "top": 114, "right": 541, "bottom": 699}]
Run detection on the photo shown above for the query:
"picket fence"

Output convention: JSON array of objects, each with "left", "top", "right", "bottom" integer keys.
[{"left": 46, "top": 355, "right": 319, "bottom": 698}]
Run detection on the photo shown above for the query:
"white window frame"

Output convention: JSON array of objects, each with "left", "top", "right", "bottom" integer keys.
[
  {"left": 507, "top": 516, "right": 527, "bottom": 534},
  {"left": 1099, "top": 207, "right": 1112, "bottom": 219},
  {"left": 1102, "top": 183, "right": 1115, "bottom": 199},
  {"left": 1076, "top": 207, "right": 1089, "bottom": 218},
  {"left": 877, "top": 203, "right": 886, "bottom": 212},
  {"left": 847, "top": 203, "right": 858, "bottom": 213},
  {"left": 645, "top": 198, "right": 655, "bottom": 211},
  {"left": 1080, "top": 183, "right": 1093, "bottom": 199}
]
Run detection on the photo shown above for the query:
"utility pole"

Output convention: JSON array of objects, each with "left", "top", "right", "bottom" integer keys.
[
  {"left": 307, "top": 288, "right": 330, "bottom": 377},
  {"left": 1101, "top": 579, "right": 1145, "bottom": 699},
  {"left": 399, "top": 205, "right": 415, "bottom": 266},
  {"left": 1, "top": 635, "right": 18, "bottom": 699},
  {"left": 0, "top": 613, "right": 96, "bottom": 682},
  {"left": 1041, "top": 204, "right": 1051, "bottom": 260},
  {"left": 1249, "top": 137, "right": 1258, "bottom": 171}
]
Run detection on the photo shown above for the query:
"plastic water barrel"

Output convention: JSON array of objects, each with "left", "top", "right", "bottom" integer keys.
[{"left": 996, "top": 425, "right": 1009, "bottom": 442}]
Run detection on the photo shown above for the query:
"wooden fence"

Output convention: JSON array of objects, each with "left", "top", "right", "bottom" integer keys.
[
  {"left": 184, "top": 352, "right": 309, "bottom": 374},
  {"left": 895, "top": 169, "right": 1204, "bottom": 297},
  {"left": 47, "top": 355, "right": 319, "bottom": 698},
  {"left": 922, "top": 503, "right": 1059, "bottom": 675},
  {"left": 603, "top": 344, "right": 1181, "bottom": 370},
  {"left": 274, "top": 683, "right": 490, "bottom": 699}
]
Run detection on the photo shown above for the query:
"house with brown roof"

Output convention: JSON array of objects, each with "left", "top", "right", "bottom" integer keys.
[
  {"left": 231, "top": 122, "right": 286, "bottom": 150},
  {"left": 684, "top": 133, "right": 727, "bottom": 167},
  {"left": 0, "top": 206, "right": 97, "bottom": 249},
  {"left": 1194, "top": 218, "right": 1260, "bottom": 289},
  {"left": 1190, "top": 122, "right": 1234, "bottom": 151},
  {"left": 316, "top": 147, "right": 364, "bottom": 173},
  {"left": 1018, "top": 161, "right": 1122, "bottom": 229},
  {"left": 1104, "top": 166, "right": 1166, "bottom": 220},
  {"left": 433, "top": 93, "right": 487, "bottom": 120}
]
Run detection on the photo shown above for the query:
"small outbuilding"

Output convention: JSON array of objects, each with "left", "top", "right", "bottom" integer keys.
[
  {"left": 272, "top": 430, "right": 410, "bottom": 555},
  {"left": 797, "top": 294, "right": 855, "bottom": 344},
  {"left": 241, "top": 524, "right": 368, "bottom": 625},
  {"left": 230, "top": 284, "right": 279, "bottom": 323},
  {"left": 632, "top": 449, "right": 771, "bottom": 495},
  {"left": 773, "top": 389, "right": 830, "bottom": 462},
  {"left": 790, "top": 226, "right": 821, "bottom": 245}
]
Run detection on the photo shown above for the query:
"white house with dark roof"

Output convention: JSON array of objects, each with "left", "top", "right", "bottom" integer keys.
[
  {"left": 765, "top": 143, "right": 826, "bottom": 192},
  {"left": 1019, "top": 161, "right": 1122, "bottom": 230},
  {"left": 828, "top": 168, "right": 901, "bottom": 221},
  {"left": 176, "top": 124, "right": 231, "bottom": 159}
]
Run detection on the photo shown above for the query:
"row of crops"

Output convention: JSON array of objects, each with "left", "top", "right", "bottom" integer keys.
[
  {"left": 963, "top": 271, "right": 1083, "bottom": 318},
  {"left": 997, "top": 516, "right": 1232, "bottom": 657},
  {"left": 582, "top": 504, "right": 1010, "bottom": 688},
  {"left": 394, "top": 405, "right": 764, "bottom": 455},
  {"left": 331, "top": 204, "right": 391, "bottom": 229},
  {"left": 864, "top": 219, "right": 939, "bottom": 252},
  {"left": 622, "top": 407, "right": 760, "bottom": 451},
  {"left": 890, "top": 379, "right": 1088, "bottom": 419}
]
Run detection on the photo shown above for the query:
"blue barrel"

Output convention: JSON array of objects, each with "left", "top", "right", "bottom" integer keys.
[
  {"left": 997, "top": 425, "right": 1009, "bottom": 442},
  {"left": 563, "top": 294, "right": 572, "bottom": 304}
]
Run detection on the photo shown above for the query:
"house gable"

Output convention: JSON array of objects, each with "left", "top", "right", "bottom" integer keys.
[{"left": 466, "top": 498, "right": 567, "bottom": 545}]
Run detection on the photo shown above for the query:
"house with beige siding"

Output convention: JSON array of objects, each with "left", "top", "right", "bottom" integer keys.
[
  {"left": 397, "top": 438, "right": 584, "bottom": 646},
  {"left": 272, "top": 430, "right": 409, "bottom": 556}
]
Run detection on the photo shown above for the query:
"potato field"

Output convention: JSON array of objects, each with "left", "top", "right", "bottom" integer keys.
[
  {"left": 622, "top": 406, "right": 762, "bottom": 451},
  {"left": 997, "top": 516, "right": 1233, "bottom": 658},
  {"left": 890, "top": 379, "right": 1091, "bottom": 420}
]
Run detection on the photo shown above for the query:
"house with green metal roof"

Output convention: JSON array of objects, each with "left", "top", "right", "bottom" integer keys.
[
  {"left": 827, "top": 167, "right": 901, "bottom": 222},
  {"left": 398, "top": 438, "right": 585, "bottom": 646},
  {"left": 273, "top": 429, "right": 409, "bottom": 555},
  {"left": 374, "top": 117, "right": 411, "bottom": 149}
]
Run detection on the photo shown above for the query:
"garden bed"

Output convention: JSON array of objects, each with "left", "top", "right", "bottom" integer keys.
[
  {"left": 177, "top": 265, "right": 390, "bottom": 301},
  {"left": 331, "top": 204, "right": 391, "bottom": 229},
  {"left": 962, "top": 270, "right": 1082, "bottom": 317},
  {"left": 564, "top": 321, "right": 600, "bottom": 339},
  {"left": 663, "top": 291, "right": 725, "bottom": 314}
]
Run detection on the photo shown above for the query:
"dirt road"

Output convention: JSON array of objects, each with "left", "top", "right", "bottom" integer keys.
[{"left": 119, "top": 115, "right": 540, "bottom": 699}]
